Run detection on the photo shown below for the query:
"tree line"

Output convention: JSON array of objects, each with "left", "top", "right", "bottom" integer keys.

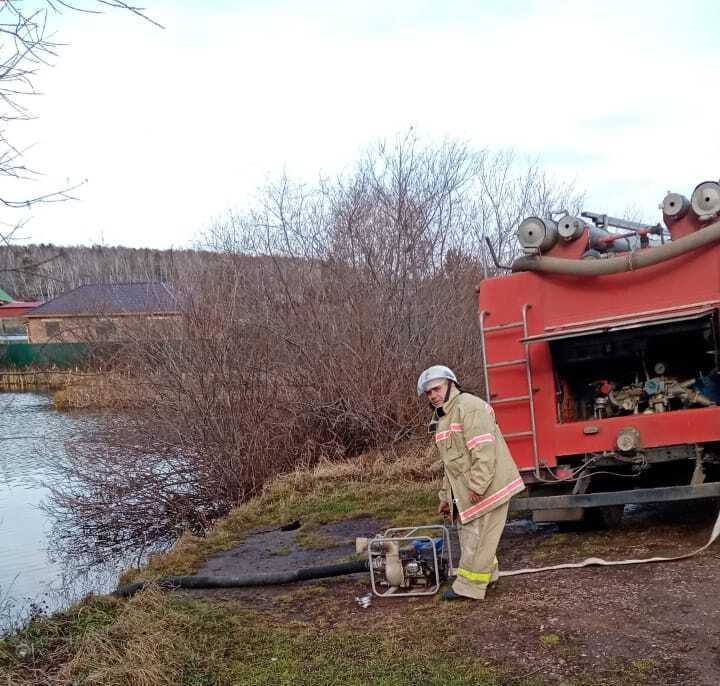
[{"left": 0, "top": 245, "right": 214, "bottom": 301}]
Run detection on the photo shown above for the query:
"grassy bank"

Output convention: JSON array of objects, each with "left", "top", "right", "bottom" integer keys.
[
  {"left": 122, "top": 443, "right": 440, "bottom": 583},
  {"left": 1, "top": 446, "right": 455, "bottom": 685},
  {"left": 1, "top": 446, "right": 672, "bottom": 685},
  {"left": 1, "top": 586, "right": 520, "bottom": 686}
]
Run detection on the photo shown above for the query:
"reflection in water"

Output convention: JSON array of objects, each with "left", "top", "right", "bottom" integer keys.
[{"left": 0, "top": 393, "right": 118, "bottom": 625}]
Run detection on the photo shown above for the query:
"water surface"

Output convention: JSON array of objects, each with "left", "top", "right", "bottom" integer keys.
[{"left": 0, "top": 393, "right": 110, "bottom": 624}]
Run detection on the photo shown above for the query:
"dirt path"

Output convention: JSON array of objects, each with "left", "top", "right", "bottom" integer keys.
[{"left": 184, "top": 503, "right": 720, "bottom": 685}]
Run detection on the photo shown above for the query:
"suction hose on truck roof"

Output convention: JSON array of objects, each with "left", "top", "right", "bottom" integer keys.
[{"left": 511, "top": 218, "right": 720, "bottom": 276}]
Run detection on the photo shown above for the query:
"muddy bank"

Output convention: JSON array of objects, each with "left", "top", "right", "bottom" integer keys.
[
  {"left": 196, "top": 517, "right": 387, "bottom": 578},
  {"left": 184, "top": 502, "right": 720, "bottom": 685}
]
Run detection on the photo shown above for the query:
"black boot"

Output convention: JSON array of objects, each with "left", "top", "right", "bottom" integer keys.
[{"left": 442, "top": 590, "right": 472, "bottom": 601}]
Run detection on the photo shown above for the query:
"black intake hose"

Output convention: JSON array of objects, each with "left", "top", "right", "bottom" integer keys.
[{"left": 114, "top": 559, "right": 370, "bottom": 598}]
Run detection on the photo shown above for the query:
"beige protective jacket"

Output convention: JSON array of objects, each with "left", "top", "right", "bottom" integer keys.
[{"left": 435, "top": 391, "right": 525, "bottom": 524}]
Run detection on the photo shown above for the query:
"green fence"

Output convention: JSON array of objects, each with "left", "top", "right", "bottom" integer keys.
[{"left": 0, "top": 342, "right": 89, "bottom": 368}]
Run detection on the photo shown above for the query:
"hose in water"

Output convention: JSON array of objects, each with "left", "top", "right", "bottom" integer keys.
[
  {"left": 114, "top": 559, "right": 370, "bottom": 598},
  {"left": 511, "top": 219, "right": 720, "bottom": 276}
]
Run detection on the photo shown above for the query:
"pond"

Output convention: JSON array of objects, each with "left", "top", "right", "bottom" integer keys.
[{"left": 0, "top": 392, "right": 118, "bottom": 627}]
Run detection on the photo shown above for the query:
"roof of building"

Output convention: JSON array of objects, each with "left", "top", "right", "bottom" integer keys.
[
  {"left": 27, "top": 283, "right": 178, "bottom": 318},
  {"left": 0, "top": 301, "right": 40, "bottom": 318}
]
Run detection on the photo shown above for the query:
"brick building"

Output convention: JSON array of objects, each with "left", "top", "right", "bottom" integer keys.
[{"left": 25, "top": 283, "right": 179, "bottom": 344}]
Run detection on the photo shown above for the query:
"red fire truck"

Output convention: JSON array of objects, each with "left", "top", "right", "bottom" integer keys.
[{"left": 479, "top": 182, "right": 720, "bottom": 525}]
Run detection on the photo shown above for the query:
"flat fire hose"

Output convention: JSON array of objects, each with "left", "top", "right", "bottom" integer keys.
[{"left": 497, "top": 506, "right": 720, "bottom": 578}]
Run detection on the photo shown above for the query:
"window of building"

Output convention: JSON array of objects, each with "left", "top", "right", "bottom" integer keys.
[{"left": 45, "top": 320, "right": 62, "bottom": 338}]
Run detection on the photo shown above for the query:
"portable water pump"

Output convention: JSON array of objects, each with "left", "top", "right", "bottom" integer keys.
[{"left": 355, "top": 525, "right": 455, "bottom": 597}]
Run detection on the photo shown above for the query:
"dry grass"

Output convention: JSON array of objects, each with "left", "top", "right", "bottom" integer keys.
[
  {"left": 52, "top": 372, "right": 143, "bottom": 410},
  {"left": 0, "top": 594, "right": 121, "bottom": 685},
  {"left": 58, "top": 586, "right": 198, "bottom": 686},
  {"left": 1, "top": 580, "right": 661, "bottom": 686},
  {"left": 2, "top": 585, "right": 515, "bottom": 686},
  {"left": 0, "top": 369, "right": 73, "bottom": 393},
  {"left": 282, "top": 439, "right": 441, "bottom": 485}
]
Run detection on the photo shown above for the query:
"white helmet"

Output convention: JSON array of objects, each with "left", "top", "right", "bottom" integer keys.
[{"left": 416, "top": 365, "right": 458, "bottom": 396}]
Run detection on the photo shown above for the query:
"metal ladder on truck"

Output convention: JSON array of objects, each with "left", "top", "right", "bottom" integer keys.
[{"left": 478, "top": 303, "right": 540, "bottom": 472}]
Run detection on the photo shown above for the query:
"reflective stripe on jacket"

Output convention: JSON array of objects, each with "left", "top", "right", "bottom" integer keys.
[{"left": 435, "top": 391, "right": 525, "bottom": 524}]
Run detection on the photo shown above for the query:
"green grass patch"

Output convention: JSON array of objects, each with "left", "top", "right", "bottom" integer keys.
[
  {"left": 594, "top": 656, "right": 664, "bottom": 686},
  {"left": 295, "top": 529, "right": 354, "bottom": 550},
  {"left": 630, "top": 659, "right": 656, "bottom": 674},
  {"left": 269, "top": 543, "right": 292, "bottom": 556}
]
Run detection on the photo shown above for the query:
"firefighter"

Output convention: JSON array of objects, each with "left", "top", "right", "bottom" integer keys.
[{"left": 417, "top": 365, "right": 525, "bottom": 600}]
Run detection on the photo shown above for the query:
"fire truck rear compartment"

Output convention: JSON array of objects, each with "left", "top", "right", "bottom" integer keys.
[
  {"left": 550, "top": 313, "right": 720, "bottom": 423},
  {"left": 482, "top": 189, "right": 720, "bottom": 523},
  {"left": 522, "top": 313, "right": 720, "bottom": 523}
]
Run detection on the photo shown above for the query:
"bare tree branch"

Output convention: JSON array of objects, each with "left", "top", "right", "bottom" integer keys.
[{"left": 0, "top": 1, "right": 161, "bottom": 278}]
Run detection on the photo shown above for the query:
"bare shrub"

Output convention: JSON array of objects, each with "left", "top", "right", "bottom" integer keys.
[{"left": 46, "top": 133, "right": 582, "bottom": 565}]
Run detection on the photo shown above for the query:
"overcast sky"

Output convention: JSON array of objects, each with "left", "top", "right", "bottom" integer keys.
[{"left": 6, "top": 0, "right": 720, "bottom": 249}]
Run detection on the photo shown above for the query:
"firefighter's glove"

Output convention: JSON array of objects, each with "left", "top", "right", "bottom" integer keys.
[{"left": 438, "top": 501, "right": 450, "bottom": 517}]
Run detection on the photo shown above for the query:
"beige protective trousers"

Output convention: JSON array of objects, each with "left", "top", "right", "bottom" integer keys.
[{"left": 452, "top": 502, "right": 510, "bottom": 599}]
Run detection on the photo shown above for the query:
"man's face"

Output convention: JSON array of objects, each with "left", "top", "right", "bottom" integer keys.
[{"left": 425, "top": 379, "right": 449, "bottom": 408}]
